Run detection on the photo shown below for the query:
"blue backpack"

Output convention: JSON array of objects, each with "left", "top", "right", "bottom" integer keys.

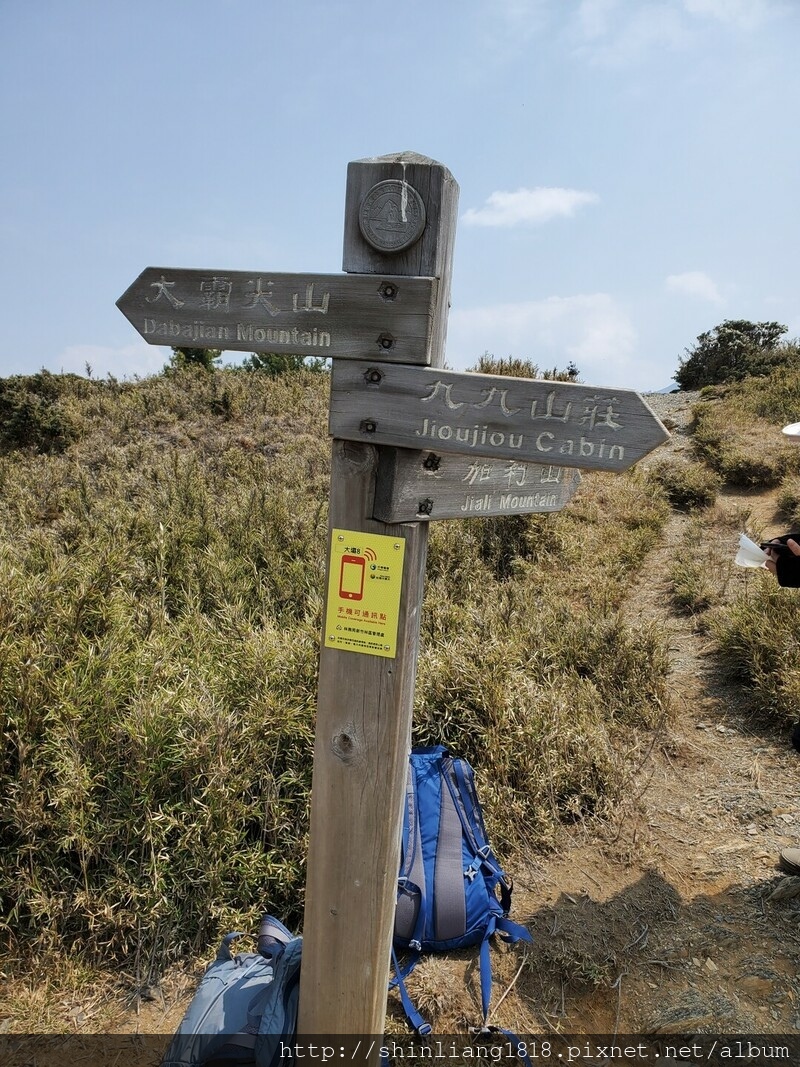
[
  {"left": 162, "top": 750, "right": 528, "bottom": 1059},
  {"left": 161, "top": 915, "right": 302, "bottom": 1067},
  {"left": 392, "top": 746, "right": 532, "bottom": 1035}
]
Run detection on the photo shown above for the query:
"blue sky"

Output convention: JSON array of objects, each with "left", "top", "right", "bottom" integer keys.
[{"left": 2, "top": 0, "right": 798, "bottom": 391}]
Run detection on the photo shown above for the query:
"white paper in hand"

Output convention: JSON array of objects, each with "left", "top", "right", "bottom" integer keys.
[{"left": 735, "top": 533, "right": 769, "bottom": 568}]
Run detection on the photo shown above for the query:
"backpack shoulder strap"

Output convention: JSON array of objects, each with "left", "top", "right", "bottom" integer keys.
[
  {"left": 432, "top": 757, "right": 470, "bottom": 942},
  {"left": 255, "top": 937, "right": 303, "bottom": 1067},
  {"left": 390, "top": 947, "right": 432, "bottom": 1036},
  {"left": 257, "top": 914, "right": 295, "bottom": 958},
  {"left": 442, "top": 758, "right": 513, "bottom": 911},
  {"left": 476, "top": 916, "right": 532, "bottom": 1028},
  {"left": 395, "top": 761, "right": 428, "bottom": 950}
]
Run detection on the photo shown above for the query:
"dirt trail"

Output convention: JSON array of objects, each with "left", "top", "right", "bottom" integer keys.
[{"left": 497, "top": 391, "right": 800, "bottom": 1037}]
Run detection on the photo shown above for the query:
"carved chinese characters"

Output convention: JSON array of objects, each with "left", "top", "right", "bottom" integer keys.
[
  {"left": 118, "top": 268, "right": 437, "bottom": 363},
  {"left": 373, "top": 448, "right": 583, "bottom": 521},
  {"left": 330, "top": 362, "right": 669, "bottom": 474}
]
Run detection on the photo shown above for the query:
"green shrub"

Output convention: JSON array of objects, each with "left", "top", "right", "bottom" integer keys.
[
  {"left": 168, "top": 347, "right": 222, "bottom": 372},
  {"left": 710, "top": 582, "right": 800, "bottom": 727},
  {"left": 674, "top": 320, "right": 797, "bottom": 389},
  {"left": 468, "top": 353, "right": 579, "bottom": 381},
  {"left": 690, "top": 385, "right": 800, "bottom": 487},
  {"left": 647, "top": 459, "right": 721, "bottom": 510},
  {"left": 241, "top": 352, "right": 328, "bottom": 376},
  {"left": 0, "top": 373, "right": 88, "bottom": 454}
]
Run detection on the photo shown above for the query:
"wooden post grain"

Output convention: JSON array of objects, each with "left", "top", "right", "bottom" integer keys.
[{"left": 297, "top": 154, "right": 458, "bottom": 1043}]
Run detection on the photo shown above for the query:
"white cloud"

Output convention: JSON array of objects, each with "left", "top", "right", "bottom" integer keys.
[
  {"left": 681, "top": 0, "right": 783, "bottom": 30},
  {"left": 50, "top": 342, "right": 169, "bottom": 380},
  {"left": 462, "top": 187, "right": 599, "bottom": 228},
  {"left": 570, "top": 0, "right": 788, "bottom": 65},
  {"left": 446, "top": 293, "right": 638, "bottom": 386},
  {"left": 570, "top": 1, "right": 691, "bottom": 64},
  {"left": 478, "top": 0, "right": 552, "bottom": 50},
  {"left": 490, "top": 0, "right": 550, "bottom": 35},
  {"left": 665, "top": 271, "right": 724, "bottom": 304},
  {"left": 576, "top": 0, "right": 624, "bottom": 39}
]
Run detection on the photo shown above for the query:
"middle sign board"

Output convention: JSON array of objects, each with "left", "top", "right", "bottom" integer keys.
[{"left": 329, "top": 362, "right": 670, "bottom": 474}]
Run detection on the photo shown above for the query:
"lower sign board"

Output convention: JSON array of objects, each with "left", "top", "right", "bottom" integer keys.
[
  {"left": 373, "top": 447, "right": 582, "bottom": 522},
  {"left": 324, "top": 529, "right": 405, "bottom": 658},
  {"left": 329, "top": 362, "right": 670, "bottom": 473},
  {"left": 117, "top": 268, "right": 436, "bottom": 363}
]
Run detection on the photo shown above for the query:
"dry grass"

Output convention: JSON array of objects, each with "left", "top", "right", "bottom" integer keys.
[
  {"left": 3, "top": 362, "right": 800, "bottom": 1031},
  {"left": 690, "top": 377, "right": 800, "bottom": 487},
  {"left": 1, "top": 365, "right": 671, "bottom": 1004},
  {"left": 664, "top": 366, "right": 800, "bottom": 727}
]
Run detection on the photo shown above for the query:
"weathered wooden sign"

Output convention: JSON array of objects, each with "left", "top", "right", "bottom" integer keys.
[
  {"left": 117, "top": 267, "right": 436, "bottom": 363},
  {"left": 116, "top": 151, "right": 670, "bottom": 1053},
  {"left": 330, "top": 361, "right": 669, "bottom": 473},
  {"left": 374, "top": 446, "right": 582, "bottom": 521}
]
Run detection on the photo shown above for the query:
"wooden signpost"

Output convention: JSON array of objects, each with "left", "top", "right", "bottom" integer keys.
[
  {"left": 297, "top": 155, "right": 458, "bottom": 1046},
  {"left": 118, "top": 151, "right": 669, "bottom": 1054}
]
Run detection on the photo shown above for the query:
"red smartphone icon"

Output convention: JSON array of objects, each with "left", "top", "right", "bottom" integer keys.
[{"left": 339, "top": 554, "right": 365, "bottom": 600}]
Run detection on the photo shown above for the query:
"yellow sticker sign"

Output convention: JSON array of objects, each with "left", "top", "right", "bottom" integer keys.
[{"left": 324, "top": 528, "right": 406, "bottom": 658}]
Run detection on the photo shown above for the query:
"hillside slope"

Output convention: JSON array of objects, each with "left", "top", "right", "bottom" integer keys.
[
  {"left": 108, "top": 390, "right": 800, "bottom": 1042},
  {"left": 2, "top": 384, "right": 799, "bottom": 1048}
]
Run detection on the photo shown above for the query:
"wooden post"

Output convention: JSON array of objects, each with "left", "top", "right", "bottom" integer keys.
[{"left": 297, "top": 153, "right": 459, "bottom": 1041}]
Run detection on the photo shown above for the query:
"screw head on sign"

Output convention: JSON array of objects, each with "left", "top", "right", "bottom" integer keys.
[
  {"left": 422, "top": 453, "right": 442, "bottom": 471},
  {"left": 376, "top": 333, "right": 395, "bottom": 351},
  {"left": 363, "top": 368, "right": 383, "bottom": 385},
  {"left": 417, "top": 498, "right": 434, "bottom": 516},
  {"left": 378, "top": 281, "right": 398, "bottom": 301},
  {"left": 360, "top": 419, "right": 377, "bottom": 434}
]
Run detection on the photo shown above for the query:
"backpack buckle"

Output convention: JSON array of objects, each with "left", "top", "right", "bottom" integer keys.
[{"left": 465, "top": 846, "right": 491, "bottom": 881}]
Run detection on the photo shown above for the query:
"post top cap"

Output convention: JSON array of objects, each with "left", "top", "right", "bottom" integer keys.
[{"left": 351, "top": 151, "right": 451, "bottom": 172}]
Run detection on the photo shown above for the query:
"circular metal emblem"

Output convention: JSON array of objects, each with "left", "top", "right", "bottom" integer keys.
[{"left": 359, "top": 180, "right": 426, "bottom": 253}]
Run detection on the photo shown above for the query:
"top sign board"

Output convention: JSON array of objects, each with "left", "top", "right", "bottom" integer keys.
[
  {"left": 329, "top": 362, "right": 670, "bottom": 473},
  {"left": 117, "top": 267, "right": 436, "bottom": 363}
]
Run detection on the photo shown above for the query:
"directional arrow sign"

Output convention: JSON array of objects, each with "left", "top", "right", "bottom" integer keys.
[
  {"left": 117, "top": 267, "right": 436, "bottom": 363},
  {"left": 373, "top": 446, "right": 582, "bottom": 521},
  {"left": 330, "top": 362, "right": 670, "bottom": 473}
]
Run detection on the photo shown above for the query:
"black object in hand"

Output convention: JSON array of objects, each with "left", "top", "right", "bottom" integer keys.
[
  {"left": 760, "top": 533, "right": 800, "bottom": 554},
  {"left": 770, "top": 536, "right": 800, "bottom": 587}
]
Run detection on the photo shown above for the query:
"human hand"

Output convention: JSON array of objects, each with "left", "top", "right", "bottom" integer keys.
[{"left": 764, "top": 537, "right": 800, "bottom": 577}]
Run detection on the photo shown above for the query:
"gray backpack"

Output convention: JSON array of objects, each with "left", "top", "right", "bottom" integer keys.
[{"left": 161, "top": 915, "right": 301, "bottom": 1067}]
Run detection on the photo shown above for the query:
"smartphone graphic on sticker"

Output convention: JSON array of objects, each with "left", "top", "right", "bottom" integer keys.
[{"left": 339, "top": 554, "right": 365, "bottom": 600}]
